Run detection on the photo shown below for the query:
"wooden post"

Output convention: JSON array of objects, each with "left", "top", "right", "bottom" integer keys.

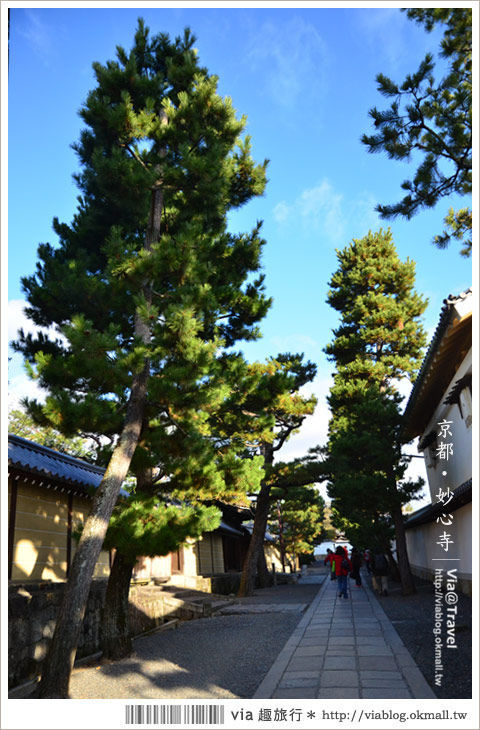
[{"left": 8, "top": 476, "right": 18, "bottom": 580}]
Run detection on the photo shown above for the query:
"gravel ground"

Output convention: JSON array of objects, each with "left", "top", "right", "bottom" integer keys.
[
  {"left": 366, "top": 572, "right": 472, "bottom": 699},
  {"left": 70, "top": 614, "right": 302, "bottom": 699},
  {"left": 69, "top": 581, "right": 320, "bottom": 699}
]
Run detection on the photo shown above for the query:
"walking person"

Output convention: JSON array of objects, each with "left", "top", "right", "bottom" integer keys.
[
  {"left": 334, "top": 546, "right": 352, "bottom": 599},
  {"left": 350, "top": 547, "right": 363, "bottom": 587},
  {"left": 371, "top": 547, "right": 389, "bottom": 596},
  {"left": 363, "top": 548, "right": 372, "bottom": 574},
  {"left": 324, "top": 548, "right": 336, "bottom": 580}
]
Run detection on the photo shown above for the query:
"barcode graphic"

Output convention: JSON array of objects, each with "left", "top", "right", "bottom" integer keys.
[
  {"left": 184, "top": 706, "right": 225, "bottom": 724},
  {"left": 125, "top": 705, "right": 225, "bottom": 725}
]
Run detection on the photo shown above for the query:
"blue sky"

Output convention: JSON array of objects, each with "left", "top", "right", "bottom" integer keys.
[{"left": 5, "top": 3, "right": 474, "bottom": 505}]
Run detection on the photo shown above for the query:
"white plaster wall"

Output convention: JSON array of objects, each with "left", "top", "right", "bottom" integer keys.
[
  {"left": 406, "top": 502, "right": 471, "bottom": 586},
  {"left": 421, "top": 350, "right": 472, "bottom": 502}
]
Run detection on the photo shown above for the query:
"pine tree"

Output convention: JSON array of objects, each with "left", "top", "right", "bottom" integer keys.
[
  {"left": 325, "top": 229, "right": 428, "bottom": 594},
  {"left": 269, "top": 485, "right": 325, "bottom": 567},
  {"left": 13, "top": 20, "right": 270, "bottom": 697},
  {"left": 91, "top": 494, "right": 221, "bottom": 659},
  {"left": 361, "top": 8, "right": 472, "bottom": 256},
  {"left": 8, "top": 406, "right": 96, "bottom": 461},
  {"left": 236, "top": 354, "right": 320, "bottom": 597}
]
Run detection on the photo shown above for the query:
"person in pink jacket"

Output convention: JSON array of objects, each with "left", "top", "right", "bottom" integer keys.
[
  {"left": 334, "top": 546, "right": 352, "bottom": 599},
  {"left": 324, "top": 548, "right": 337, "bottom": 581}
]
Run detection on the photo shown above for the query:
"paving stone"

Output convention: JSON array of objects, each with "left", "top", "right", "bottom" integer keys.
[
  {"left": 328, "top": 636, "right": 356, "bottom": 644},
  {"left": 358, "top": 656, "right": 398, "bottom": 671},
  {"left": 355, "top": 627, "right": 382, "bottom": 633},
  {"left": 303, "top": 630, "right": 330, "bottom": 638},
  {"left": 317, "top": 687, "right": 360, "bottom": 698},
  {"left": 309, "top": 620, "right": 332, "bottom": 626},
  {"left": 283, "top": 670, "right": 319, "bottom": 679},
  {"left": 322, "top": 656, "right": 356, "bottom": 670},
  {"left": 294, "top": 646, "right": 326, "bottom": 657},
  {"left": 320, "top": 670, "right": 358, "bottom": 687},
  {"left": 361, "top": 679, "right": 408, "bottom": 689},
  {"left": 287, "top": 657, "right": 322, "bottom": 672},
  {"left": 362, "top": 689, "right": 411, "bottom": 698},
  {"left": 273, "top": 688, "right": 316, "bottom": 698},
  {"left": 253, "top": 577, "right": 433, "bottom": 702},
  {"left": 356, "top": 646, "right": 393, "bottom": 656},
  {"left": 302, "top": 637, "right": 329, "bottom": 645},
  {"left": 279, "top": 677, "right": 318, "bottom": 689},
  {"left": 325, "top": 648, "right": 355, "bottom": 656},
  {"left": 360, "top": 670, "right": 403, "bottom": 680}
]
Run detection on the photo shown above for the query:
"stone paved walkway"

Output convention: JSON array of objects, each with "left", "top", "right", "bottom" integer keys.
[{"left": 253, "top": 573, "right": 436, "bottom": 699}]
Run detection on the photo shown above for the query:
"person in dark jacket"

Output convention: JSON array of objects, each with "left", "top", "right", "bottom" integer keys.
[
  {"left": 371, "top": 548, "right": 389, "bottom": 596},
  {"left": 350, "top": 547, "right": 363, "bottom": 587}
]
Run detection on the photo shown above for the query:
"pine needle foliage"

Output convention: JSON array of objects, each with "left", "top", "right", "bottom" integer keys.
[
  {"left": 12, "top": 18, "right": 271, "bottom": 500},
  {"left": 14, "top": 20, "right": 273, "bottom": 696},
  {"left": 361, "top": 8, "right": 472, "bottom": 256},
  {"left": 325, "top": 229, "right": 427, "bottom": 587}
]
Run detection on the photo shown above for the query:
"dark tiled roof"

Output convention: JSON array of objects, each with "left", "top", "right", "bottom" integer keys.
[
  {"left": 8, "top": 433, "right": 105, "bottom": 490},
  {"left": 402, "top": 288, "right": 472, "bottom": 438}
]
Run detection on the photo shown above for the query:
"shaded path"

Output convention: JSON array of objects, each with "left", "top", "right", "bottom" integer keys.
[{"left": 254, "top": 572, "right": 435, "bottom": 699}]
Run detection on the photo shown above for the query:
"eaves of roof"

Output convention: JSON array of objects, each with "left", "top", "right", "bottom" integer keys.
[
  {"left": 8, "top": 433, "right": 105, "bottom": 492},
  {"left": 216, "top": 521, "right": 246, "bottom": 538},
  {"left": 243, "top": 522, "right": 276, "bottom": 542},
  {"left": 402, "top": 288, "right": 472, "bottom": 441}
]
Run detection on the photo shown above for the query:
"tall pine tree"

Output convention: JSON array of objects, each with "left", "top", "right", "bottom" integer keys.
[
  {"left": 324, "top": 229, "right": 427, "bottom": 594},
  {"left": 235, "top": 353, "right": 320, "bottom": 597},
  {"left": 13, "top": 20, "right": 270, "bottom": 697}
]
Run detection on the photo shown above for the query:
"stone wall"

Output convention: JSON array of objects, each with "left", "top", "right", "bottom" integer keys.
[
  {"left": 8, "top": 580, "right": 215, "bottom": 690},
  {"left": 8, "top": 580, "right": 107, "bottom": 689}
]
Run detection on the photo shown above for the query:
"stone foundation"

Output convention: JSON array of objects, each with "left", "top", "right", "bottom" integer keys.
[
  {"left": 8, "top": 580, "right": 107, "bottom": 690},
  {"left": 8, "top": 580, "right": 211, "bottom": 690}
]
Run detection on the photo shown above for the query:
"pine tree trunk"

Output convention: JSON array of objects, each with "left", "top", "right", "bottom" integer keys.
[
  {"left": 101, "top": 551, "right": 135, "bottom": 660},
  {"left": 386, "top": 546, "right": 401, "bottom": 582},
  {"left": 256, "top": 545, "right": 270, "bottom": 588},
  {"left": 238, "top": 442, "right": 274, "bottom": 597},
  {"left": 238, "top": 481, "right": 271, "bottom": 597},
  {"left": 100, "top": 461, "right": 154, "bottom": 661},
  {"left": 36, "top": 186, "right": 163, "bottom": 699},
  {"left": 36, "top": 367, "right": 149, "bottom": 698},
  {"left": 277, "top": 501, "right": 286, "bottom": 572},
  {"left": 392, "top": 502, "right": 416, "bottom": 595}
]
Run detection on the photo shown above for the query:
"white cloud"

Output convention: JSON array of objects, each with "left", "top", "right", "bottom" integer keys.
[
  {"left": 8, "top": 299, "right": 36, "bottom": 344},
  {"left": 355, "top": 8, "right": 410, "bottom": 75},
  {"left": 8, "top": 299, "right": 65, "bottom": 346},
  {"left": 7, "top": 299, "right": 60, "bottom": 408},
  {"left": 273, "top": 201, "right": 291, "bottom": 224},
  {"left": 8, "top": 371, "right": 47, "bottom": 410},
  {"left": 270, "top": 334, "right": 320, "bottom": 353},
  {"left": 274, "top": 178, "right": 381, "bottom": 242},
  {"left": 246, "top": 16, "right": 329, "bottom": 109},
  {"left": 275, "top": 375, "right": 333, "bottom": 463},
  {"left": 18, "top": 10, "right": 56, "bottom": 62}
]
